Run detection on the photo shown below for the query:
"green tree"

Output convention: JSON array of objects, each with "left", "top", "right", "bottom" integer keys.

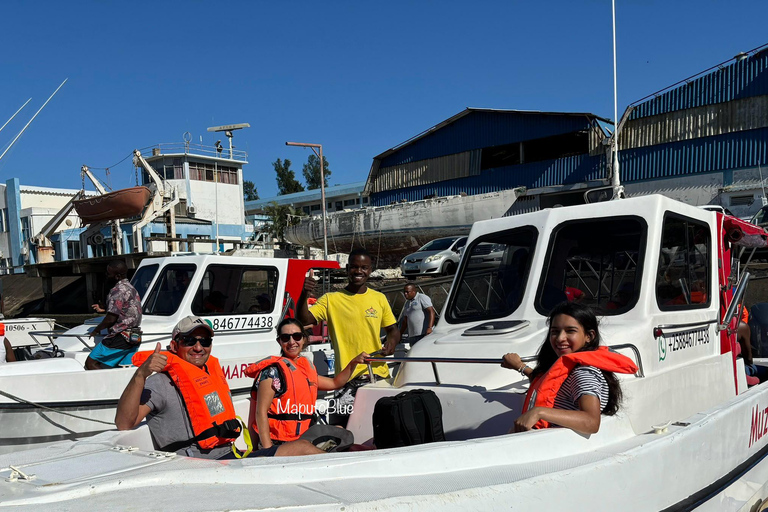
[
  {"left": 302, "top": 154, "right": 331, "bottom": 190},
  {"left": 243, "top": 180, "right": 259, "bottom": 201},
  {"left": 264, "top": 201, "right": 305, "bottom": 243},
  {"left": 273, "top": 158, "right": 304, "bottom": 195}
]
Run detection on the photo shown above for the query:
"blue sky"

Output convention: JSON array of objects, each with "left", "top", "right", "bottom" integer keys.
[{"left": 2, "top": 0, "right": 766, "bottom": 198}]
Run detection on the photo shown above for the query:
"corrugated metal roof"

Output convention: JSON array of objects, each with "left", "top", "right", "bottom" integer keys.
[
  {"left": 377, "top": 108, "right": 607, "bottom": 168},
  {"left": 619, "top": 126, "right": 768, "bottom": 182},
  {"left": 370, "top": 154, "right": 604, "bottom": 206},
  {"left": 19, "top": 185, "right": 97, "bottom": 197},
  {"left": 245, "top": 181, "right": 366, "bottom": 209},
  {"left": 629, "top": 46, "right": 768, "bottom": 120}
]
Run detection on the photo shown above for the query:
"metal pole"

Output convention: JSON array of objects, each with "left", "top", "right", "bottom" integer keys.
[
  {"left": 0, "top": 98, "right": 31, "bottom": 135},
  {"left": 0, "top": 79, "right": 67, "bottom": 163},
  {"left": 214, "top": 161, "right": 219, "bottom": 254},
  {"left": 318, "top": 145, "right": 328, "bottom": 259}
]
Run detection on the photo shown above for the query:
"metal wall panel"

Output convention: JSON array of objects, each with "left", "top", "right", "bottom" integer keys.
[
  {"left": 370, "top": 154, "right": 604, "bottom": 206},
  {"left": 372, "top": 150, "right": 480, "bottom": 194},
  {"left": 621, "top": 95, "right": 768, "bottom": 149},
  {"left": 619, "top": 126, "right": 768, "bottom": 183},
  {"left": 630, "top": 49, "right": 768, "bottom": 120},
  {"left": 379, "top": 111, "right": 597, "bottom": 168}
]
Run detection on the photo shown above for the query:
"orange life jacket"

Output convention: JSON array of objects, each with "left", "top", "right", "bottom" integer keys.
[
  {"left": 244, "top": 355, "right": 318, "bottom": 442},
  {"left": 521, "top": 346, "right": 638, "bottom": 429},
  {"left": 132, "top": 351, "right": 240, "bottom": 450}
]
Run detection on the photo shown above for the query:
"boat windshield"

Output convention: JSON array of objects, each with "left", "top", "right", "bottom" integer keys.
[
  {"left": 419, "top": 237, "right": 459, "bottom": 252},
  {"left": 142, "top": 264, "right": 197, "bottom": 316},
  {"left": 535, "top": 216, "right": 646, "bottom": 315},
  {"left": 130, "top": 264, "right": 159, "bottom": 299},
  {"left": 446, "top": 227, "right": 537, "bottom": 323}
]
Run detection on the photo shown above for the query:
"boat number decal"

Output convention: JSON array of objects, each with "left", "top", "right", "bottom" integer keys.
[
  {"left": 205, "top": 316, "right": 273, "bottom": 331},
  {"left": 5, "top": 324, "right": 36, "bottom": 331},
  {"left": 657, "top": 327, "right": 710, "bottom": 361},
  {"left": 750, "top": 404, "right": 768, "bottom": 448}
]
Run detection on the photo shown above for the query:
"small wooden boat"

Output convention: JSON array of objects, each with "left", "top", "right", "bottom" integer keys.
[{"left": 73, "top": 186, "right": 151, "bottom": 223}]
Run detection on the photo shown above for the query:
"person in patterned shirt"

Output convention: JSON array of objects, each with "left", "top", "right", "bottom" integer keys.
[{"left": 85, "top": 260, "right": 143, "bottom": 370}]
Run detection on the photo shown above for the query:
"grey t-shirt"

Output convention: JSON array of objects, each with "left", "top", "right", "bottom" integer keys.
[
  {"left": 403, "top": 292, "right": 434, "bottom": 337},
  {"left": 141, "top": 373, "right": 232, "bottom": 459}
]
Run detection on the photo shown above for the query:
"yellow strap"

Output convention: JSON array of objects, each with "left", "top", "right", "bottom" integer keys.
[{"left": 231, "top": 416, "right": 253, "bottom": 459}]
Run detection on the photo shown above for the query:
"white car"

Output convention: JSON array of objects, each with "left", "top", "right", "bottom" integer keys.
[{"left": 400, "top": 236, "right": 467, "bottom": 278}]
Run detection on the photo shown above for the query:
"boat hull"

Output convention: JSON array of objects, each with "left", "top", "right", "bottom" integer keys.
[
  {"left": 285, "top": 188, "right": 525, "bottom": 265},
  {"left": 73, "top": 186, "right": 151, "bottom": 223}
]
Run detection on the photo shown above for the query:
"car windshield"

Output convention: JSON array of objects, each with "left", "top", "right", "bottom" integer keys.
[
  {"left": 752, "top": 206, "right": 768, "bottom": 226},
  {"left": 419, "top": 238, "right": 458, "bottom": 251},
  {"left": 446, "top": 227, "right": 537, "bottom": 323}
]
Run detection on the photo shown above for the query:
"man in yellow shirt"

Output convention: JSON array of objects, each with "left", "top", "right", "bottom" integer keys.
[{"left": 298, "top": 248, "right": 400, "bottom": 424}]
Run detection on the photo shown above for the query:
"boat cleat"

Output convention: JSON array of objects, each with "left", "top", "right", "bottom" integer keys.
[
  {"left": 111, "top": 445, "right": 139, "bottom": 453},
  {"left": 5, "top": 465, "right": 36, "bottom": 482}
]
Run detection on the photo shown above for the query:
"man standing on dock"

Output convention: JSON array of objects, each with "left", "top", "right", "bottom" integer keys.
[
  {"left": 401, "top": 284, "right": 435, "bottom": 344},
  {"left": 297, "top": 247, "right": 400, "bottom": 424},
  {"left": 85, "top": 260, "right": 142, "bottom": 370}
]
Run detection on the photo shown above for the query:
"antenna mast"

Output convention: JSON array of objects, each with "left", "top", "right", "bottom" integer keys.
[{"left": 610, "top": 0, "right": 624, "bottom": 200}]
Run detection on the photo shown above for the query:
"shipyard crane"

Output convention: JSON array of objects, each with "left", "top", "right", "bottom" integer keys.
[
  {"left": 77, "top": 165, "right": 125, "bottom": 256},
  {"left": 28, "top": 165, "right": 121, "bottom": 262},
  {"left": 130, "top": 149, "right": 179, "bottom": 252}
]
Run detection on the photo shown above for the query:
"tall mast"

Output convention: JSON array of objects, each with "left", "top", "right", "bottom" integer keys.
[
  {"left": 0, "top": 79, "right": 67, "bottom": 163},
  {"left": 610, "top": 0, "right": 624, "bottom": 200}
]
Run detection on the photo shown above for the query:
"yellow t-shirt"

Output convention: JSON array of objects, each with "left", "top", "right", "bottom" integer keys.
[{"left": 310, "top": 288, "right": 396, "bottom": 380}]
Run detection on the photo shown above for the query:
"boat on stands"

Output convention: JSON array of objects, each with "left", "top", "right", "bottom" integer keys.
[
  {"left": 72, "top": 186, "right": 152, "bottom": 223},
  {"left": 284, "top": 187, "right": 527, "bottom": 266},
  {"left": 0, "top": 254, "right": 339, "bottom": 454},
  {"left": 3, "top": 194, "right": 768, "bottom": 511}
]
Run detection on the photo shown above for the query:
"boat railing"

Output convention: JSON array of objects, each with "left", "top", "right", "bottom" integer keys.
[
  {"left": 28, "top": 326, "right": 275, "bottom": 352},
  {"left": 141, "top": 143, "right": 248, "bottom": 163},
  {"left": 364, "top": 342, "right": 646, "bottom": 385}
]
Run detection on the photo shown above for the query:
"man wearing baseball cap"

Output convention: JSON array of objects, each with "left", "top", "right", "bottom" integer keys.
[{"left": 115, "top": 316, "right": 322, "bottom": 458}]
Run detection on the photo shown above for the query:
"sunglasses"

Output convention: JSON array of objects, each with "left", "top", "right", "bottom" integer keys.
[
  {"left": 277, "top": 332, "right": 304, "bottom": 343},
  {"left": 178, "top": 335, "right": 212, "bottom": 347}
]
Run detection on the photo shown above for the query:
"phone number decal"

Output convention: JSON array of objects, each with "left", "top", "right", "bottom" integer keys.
[{"left": 207, "top": 316, "right": 273, "bottom": 331}]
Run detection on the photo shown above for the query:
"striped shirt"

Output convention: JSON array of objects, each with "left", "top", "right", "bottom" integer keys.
[{"left": 552, "top": 366, "right": 609, "bottom": 412}]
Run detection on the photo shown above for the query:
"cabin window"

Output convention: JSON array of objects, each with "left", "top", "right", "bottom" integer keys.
[
  {"left": 446, "top": 226, "right": 538, "bottom": 323},
  {"left": 142, "top": 264, "right": 197, "bottom": 316},
  {"left": 535, "top": 216, "right": 647, "bottom": 315},
  {"left": 656, "top": 215, "right": 710, "bottom": 310},
  {"left": 131, "top": 264, "right": 159, "bottom": 300},
  {"left": 191, "top": 264, "right": 279, "bottom": 317}
]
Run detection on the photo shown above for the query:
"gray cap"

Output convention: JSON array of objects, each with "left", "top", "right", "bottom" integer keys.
[{"left": 172, "top": 316, "right": 214, "bottom": 340}]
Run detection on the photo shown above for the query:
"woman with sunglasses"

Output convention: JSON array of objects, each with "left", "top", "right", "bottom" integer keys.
[{"left": 245, "top": 318, "right": 368, "bottom": 450}]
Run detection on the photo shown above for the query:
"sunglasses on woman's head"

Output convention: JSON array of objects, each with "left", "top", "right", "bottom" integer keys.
[
  {"left": 278, "top": 332, "right": 304, "bottom": 343},
  {"left": 178, "top": 335, "right": 212, "bottom": 347}
]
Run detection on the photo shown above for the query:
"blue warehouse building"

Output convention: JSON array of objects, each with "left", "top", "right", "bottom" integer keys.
[
  {"left": 365, "top": 108, "right": 611, "bottom": 209},
  {"left": 362, "top": 44, "right": 768, "bottom": 220}
]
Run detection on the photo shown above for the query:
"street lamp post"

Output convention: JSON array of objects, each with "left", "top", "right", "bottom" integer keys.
[{"left": 285, "top": 141, "right": 327, "bottom": 259}]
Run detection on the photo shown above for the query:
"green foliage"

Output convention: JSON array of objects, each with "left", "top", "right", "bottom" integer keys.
[
  {"left": 302, "top": 154, "right": 331, "bottom": 190},
  {"left": 273, "top": 158, "right": 304, "bottom": 195},
  {"left": 243, "top": 180, "right": 259, "bottom": 201},
  {"left": 264, "top": 201, "right": 305, "bottom": 242}
]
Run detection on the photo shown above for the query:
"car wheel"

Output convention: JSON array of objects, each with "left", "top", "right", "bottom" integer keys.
[{"left": 442, "top": 261, "right": 456, "bottom": 275}]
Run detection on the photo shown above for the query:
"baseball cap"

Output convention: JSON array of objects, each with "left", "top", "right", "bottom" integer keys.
[{"left": 172, "top": 316, "right": 214, "bottom": 340}]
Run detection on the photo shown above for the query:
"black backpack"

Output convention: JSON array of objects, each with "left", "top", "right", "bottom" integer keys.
[{"left": 372, "top": 389, "right": 446, "bottom": 449}]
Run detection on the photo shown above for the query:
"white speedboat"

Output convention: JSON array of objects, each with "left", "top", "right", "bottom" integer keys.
[
  {"left": 2, "top": 194, "right": 768, "bottom": 511},
  {"left": 0, "top": 254, "right": 339, "bottom": 454}
]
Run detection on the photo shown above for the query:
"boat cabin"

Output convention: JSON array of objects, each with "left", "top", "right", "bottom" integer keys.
[{"left": 347, "top": 194, "right": 761, "bottom": 442}]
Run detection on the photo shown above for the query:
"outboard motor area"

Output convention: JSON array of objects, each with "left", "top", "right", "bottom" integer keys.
[{"left": 349, "top": 195, "right": 768, "bottom": 443}]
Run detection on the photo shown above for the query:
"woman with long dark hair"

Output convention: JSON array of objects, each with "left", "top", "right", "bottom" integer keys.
[
  {"left": 502, "top": 302, "right": 636, "bottom": 434},
  {"left": 245, "top": 318, "right": 368, "bottom": 450}
]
